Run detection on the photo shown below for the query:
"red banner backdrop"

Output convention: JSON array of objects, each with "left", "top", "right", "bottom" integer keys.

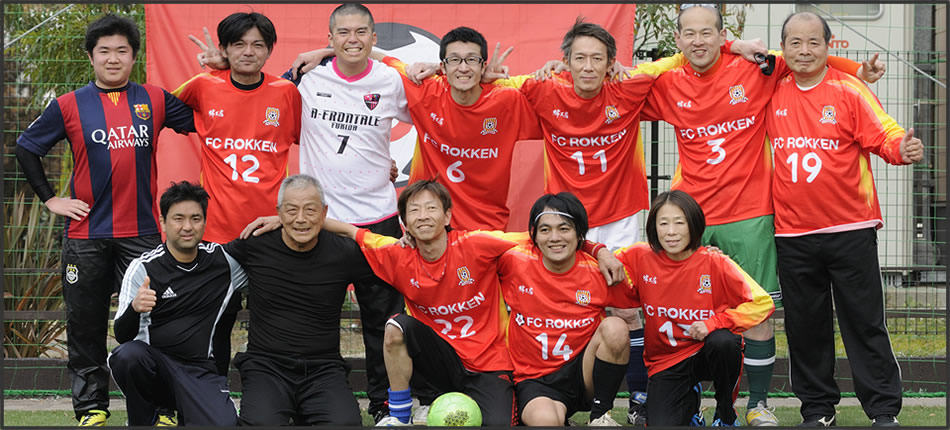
[{"left": 145, "top": 3, "right": 636, "bottom": 231}]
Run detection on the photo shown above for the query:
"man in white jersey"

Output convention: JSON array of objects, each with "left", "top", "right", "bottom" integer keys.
[{"left": 290, "top": 4, "right": 411, "bottom": 422}]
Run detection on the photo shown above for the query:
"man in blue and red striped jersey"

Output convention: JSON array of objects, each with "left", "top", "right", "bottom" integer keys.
[{"left": 15, "top": 14, "right": 195, "bottom": 427}]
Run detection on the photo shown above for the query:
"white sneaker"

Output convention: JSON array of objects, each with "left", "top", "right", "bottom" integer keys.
[
  {"left": 412, "top": 405, "right": 430, "bottom": 425},
  {"left": 375, "top": 416, "right": 412, "bottom": 426},
  {"left": 589, "top": 414, "right": 622, "bottom": 426},
  {"left": 745, "top": 401, "right": 779, "bottom": 426}
]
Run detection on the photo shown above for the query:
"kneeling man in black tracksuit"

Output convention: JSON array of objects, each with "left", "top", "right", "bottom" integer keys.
[{"left": 110, "top": 181, "right": 246, "bottom": 426}]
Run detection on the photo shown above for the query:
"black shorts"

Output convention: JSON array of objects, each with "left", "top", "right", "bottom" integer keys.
[
  {"left": 389, "top": 313, "right": 517, "bottom": 426},
  {"left": 515, "top": 349, "right": 590, "bottom": 419}
]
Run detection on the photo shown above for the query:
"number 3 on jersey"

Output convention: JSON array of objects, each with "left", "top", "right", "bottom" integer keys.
[
  {"left": 223, "top": 153, "right": 260, "bottom": 183},
  {"left": 535, "top": 332, "right": 573, "bottom": 361}
]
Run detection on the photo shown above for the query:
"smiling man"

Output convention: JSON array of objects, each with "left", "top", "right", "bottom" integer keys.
[
  {"left": 110, "top": 181, "right": 245, "bottom": 427},
  {"left": 174, "top": 12, "right": 301, "bottom": 244},
  {"left": 221, "top": 174, "right": 377, "bottom": 425},
  {"left": 14, "top": 14, "right": 195, "bottom": 426},
  {"left": 284, "top": 4, "right": 412, "bottom": 421},
  {"left": 497, "top": 193, "right": 635, "bottom": 426}
]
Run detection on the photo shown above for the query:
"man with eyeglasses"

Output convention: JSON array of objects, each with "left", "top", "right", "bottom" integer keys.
[
  {"left": 291, "top": 27, "right": 540, "bottom": 232},
  {"left": 638, "top": 4, "right": 885, "bottom": 426},
  {"left": 374, "top": 27, "right": 541, "bottom": 231}
]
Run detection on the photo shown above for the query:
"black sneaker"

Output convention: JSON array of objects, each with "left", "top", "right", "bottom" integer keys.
[
  {"left": 799, "top": 415, "right": 836, "bottom": 427},
  {"left": 871, "top": 415, "right": 899, "bottom": 427}
]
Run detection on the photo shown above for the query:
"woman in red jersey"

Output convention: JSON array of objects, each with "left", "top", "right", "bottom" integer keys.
[{"left": 614, "top": 190, "right": 774, "bottom": 426}]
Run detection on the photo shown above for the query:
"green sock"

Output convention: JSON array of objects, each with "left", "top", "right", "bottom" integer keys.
[{"left": 744, "top": 337, "right": 775, "bottom": 409}]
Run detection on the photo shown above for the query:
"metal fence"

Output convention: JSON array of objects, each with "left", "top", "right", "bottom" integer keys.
[{"left": 2, "top": 3, "right": 946, "bottom": 396}]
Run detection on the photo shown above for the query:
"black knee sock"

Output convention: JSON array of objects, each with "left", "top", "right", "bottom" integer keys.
[
  {"left": 590, "top": 357, "right": 628, "bottom": 420},
  {"left": 626, "top": 329, "right": 647, "bottom": 404}
]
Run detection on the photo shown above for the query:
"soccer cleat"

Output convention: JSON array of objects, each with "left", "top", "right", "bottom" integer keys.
[
  {"left": 798, "top": 415, "right": 836, "bottom": 427},
  {"left": 626, "top": 391, "right": 647, "bottom": 426},
  {"left": 689, "top": 383, "right": 706, "bottom": 426},
  {"left": 375, "top": 415, "right": 412, "bottom": 426},
  {"left": 588, "top": 413, "right": 622, "bottom": 426},
  {"left": 412, "top": 404, "right": 430, "bottom": 425},
  {"left": 373, "top": 410, "right": 390, "bottom": 424},
  {"left": 746, "top": 400, "right": 779, "bottom": 426},
  {"left": 78, "top": 410, "right": 109, "bottom": 427},
  {"left": 155, "top": 411, "right": 177, "bottom": 426},
  {"left": 871, "top": 415, "right": 899, "bottom": 427},
  {"left": 712, "top": 412, "right": 740, "bottom": 426}
]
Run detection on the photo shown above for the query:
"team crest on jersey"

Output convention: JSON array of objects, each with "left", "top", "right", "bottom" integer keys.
[
  {"left": 133, "top": 104, "right": 151, "bottom": 120},
  {"left": 363, "top": 93, "right": 381, "bottom": 110},
  {"left": 263, "top": 107, "right": 280, "bottom": 127},
  {"left": 698, "top": 274, "right": 712, "bottom": 295},
  {"left": 604, "top": 105, "right": 621, "bottom": 124},
  {"left": 480, "top": 117, "right": 498, "bottom": 135},
  {"left": 820, "top": 105, "right": 837, "bottom": 124},
  {"left": 728, "top": 85, "right": 748, "bottom": 105},
  {"left": 575, "top": 290, "right": 591, "bottom": 306},
  {"left": 457, "top": 266, "right": 474, "bottom": 286},
  {"left": 65, "top": 264, "right": 79, "bottom": 284}
]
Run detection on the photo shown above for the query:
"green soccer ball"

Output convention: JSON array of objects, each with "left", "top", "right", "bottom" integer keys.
[{"left": 427, "top": 392, "right": 483, "bottom": 426}]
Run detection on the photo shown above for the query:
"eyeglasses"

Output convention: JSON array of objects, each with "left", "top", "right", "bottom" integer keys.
[
  {"left": 442, "top": 56, "right": 484, "bottom": 67},
  {"left": 680, "top": 3, "right": 718, "bottom": 11}
]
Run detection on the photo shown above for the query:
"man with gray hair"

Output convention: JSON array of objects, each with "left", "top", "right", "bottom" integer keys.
[
  {"left": 767, "top": 11, "right": 921, "bottom": 427},
  {"left": 223, "top": 174, "right": 378, "bottom": 425}
]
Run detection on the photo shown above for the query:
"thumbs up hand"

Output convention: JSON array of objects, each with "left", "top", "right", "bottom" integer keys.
[
  {"left": 900, "top": 127, "right": 924, "bottom": 164},
  {"left": 132, "top": 276, "right": 157, "bottom": 313}
]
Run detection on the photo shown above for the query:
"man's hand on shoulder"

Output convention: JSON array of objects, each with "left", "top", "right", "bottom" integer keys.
[
  {"left": 290, "top": 47, "right": 335, "bottom": 80},
  {"left": 730, "top": 38, "right": 767, "bottom": 62},
  {"left": 240, "top": 215, "right": 280, "bottom": 239},
  {"left": 406, "top": 62, "right": 440, "bottom": 85},
  {"left": 534, "top": 60, "right": 566, "bottom": 81},
  {"left": 188, "top": 27, "right": 228, "bottom": 70}
]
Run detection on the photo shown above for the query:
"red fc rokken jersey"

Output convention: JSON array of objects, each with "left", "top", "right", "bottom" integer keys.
[
  {"left": 356, "top": 228, "right": 527, "bottom": 372},
  {"left": 496, "top": 55, "right": 683, "bottom": 227},
  {"left": 615, "top": 244, "right": 773, "bottom": 376},
  {"left": 173, "top": 70, "right": 301, "bottom": 243},
  {"left": 382, "top": 57, "right": 541, "bottom": 231},
  {"left": 498, "top": 245, "right": 636, "bottom": 382},
  {"left": 766, "top": 67, "right": 907, "bottom": 236}
]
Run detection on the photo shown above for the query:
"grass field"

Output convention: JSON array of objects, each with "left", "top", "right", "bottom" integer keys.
[{"left": 3, "top": 405, "right": 945, "bottom": 426}]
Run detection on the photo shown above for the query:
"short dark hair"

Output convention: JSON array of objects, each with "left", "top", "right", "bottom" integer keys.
[
  {"left": 560, "top": 17, "right": 617, "bottom": 63},
  {"left": 160, "top": 181, "right": 210, "bottom": 219},
  {"left": 330, "top": 3, "right": 375, "bottom": 32},
  {"left": 85, "top": 14, "right": 140, "bottom": 58},
  {"left": 217, "top": 12, "right": 277, "bottom": 52},
  {"left": 528, "top": 192, "right": 589, "bottom": 251},
  {"left": 645, "top": 190, "right": 705, "bottom": 255},
  {"left": 780, "top": 12, "right": 832, "bottom": 44},
  {"left": 676, "top": 4, "right": 724, "bottom": 31},
  {"left": 398, "top": 180, "right": 452, "bottom": 230},
  {"left": 439, "top": 27, "right": 488, "bottom": 61}
]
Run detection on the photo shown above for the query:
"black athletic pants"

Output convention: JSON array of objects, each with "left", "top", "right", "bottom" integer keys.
[
  {"left": 646, "top": 329, "right": 743, "bottom": 426},
  {"left": 355, "top": 215, "right": 408, "bottom": 416},
  {"left": 108, "top": 341, "right": 237, "bottom": 426},
  {"left": 233, "top": 351, "right": 362, "bottom": 425},
  {"left": 776, "top": 228, "right": 902, "bottom": 420},
  {"left": 62, "top": 234, "right": 160, "bottom": 419}
]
